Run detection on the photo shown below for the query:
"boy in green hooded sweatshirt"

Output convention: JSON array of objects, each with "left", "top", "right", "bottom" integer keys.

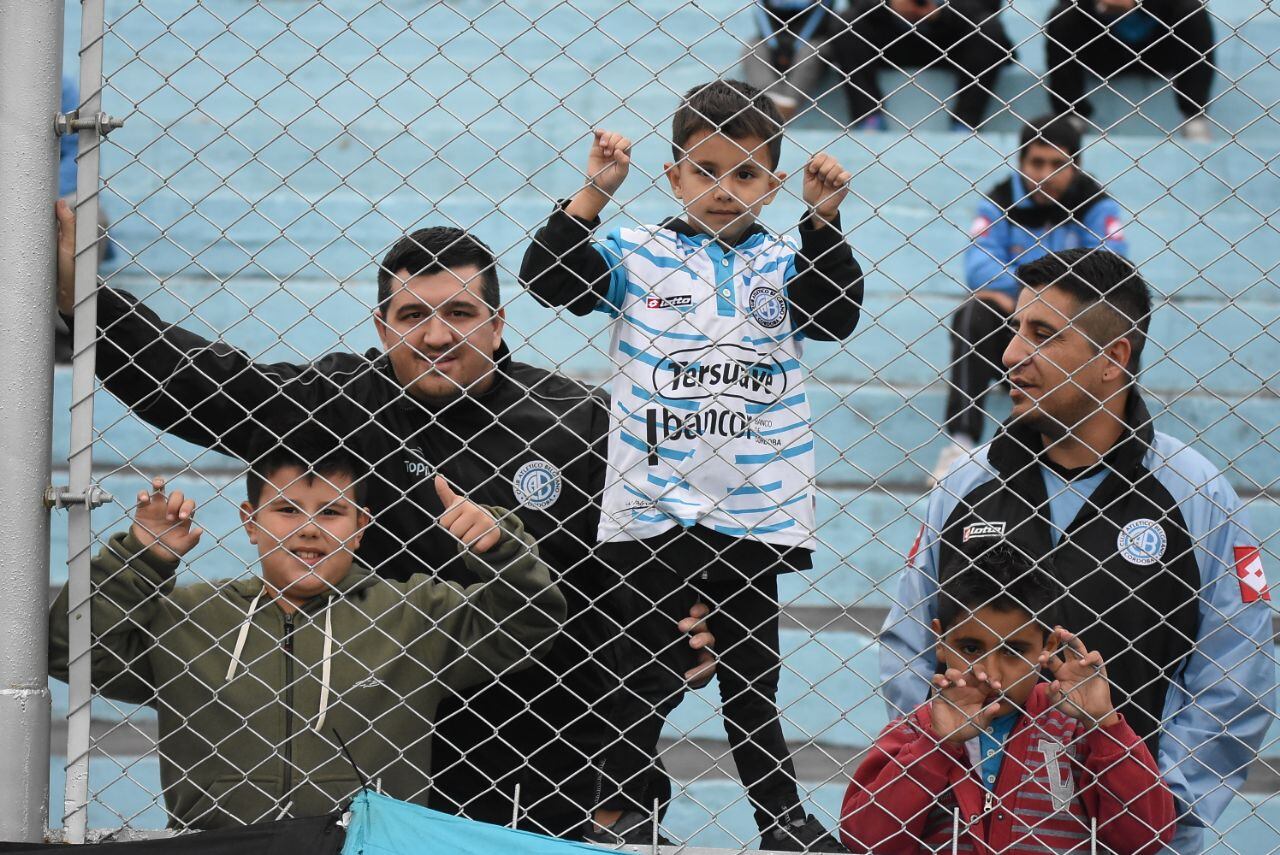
[{"left": 48, "top": 431, "right": 566, "bottom": 830}]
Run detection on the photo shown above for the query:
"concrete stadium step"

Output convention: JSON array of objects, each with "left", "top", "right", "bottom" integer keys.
[
  {"left": 91, "top": 0, "right": 1278, "bottom": 150},
  {"left": 83, "top": 273, "right": 1280, "bottom": 399},
  {"left": 97, "top": 124, "right": 1280, "bottom": 305}
]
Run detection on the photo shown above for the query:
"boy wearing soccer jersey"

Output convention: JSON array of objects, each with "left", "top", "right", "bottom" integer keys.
[{"left": 520, "top": 79, "right": 863, "bottom": 851}]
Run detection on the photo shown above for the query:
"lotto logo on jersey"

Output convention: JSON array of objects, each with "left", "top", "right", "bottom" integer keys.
[
  {"left": 1235, "top": 546, "right": 1271, "bottom": 602},
  {"left": 646, "top": 294, "right": 692, "bottom": 310},
  {"left": 963, "top": 521, "right": 1005, "bottom": 542},
  {"left": 970, "top": 215, "right": 993, "bottom": 238}
]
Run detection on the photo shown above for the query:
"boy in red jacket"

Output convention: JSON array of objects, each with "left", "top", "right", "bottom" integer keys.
[{"left": 843, "top": 546, "right": 1174, "bottom": 854}]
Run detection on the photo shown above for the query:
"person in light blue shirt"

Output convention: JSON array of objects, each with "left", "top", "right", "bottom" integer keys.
[{"left": 932, "top": 113, "right": 1128, "bottom": 482}]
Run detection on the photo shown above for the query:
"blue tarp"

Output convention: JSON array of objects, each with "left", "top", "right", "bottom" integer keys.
[{"left": 341, "top": 791, "right": 611, "bottom": 855}]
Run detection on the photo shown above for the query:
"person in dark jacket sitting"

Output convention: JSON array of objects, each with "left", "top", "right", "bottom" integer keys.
[
  {"left": 833, "top": 0, "right": 1013, "bottom": 131},
  {"left": 1044, "top": 0, "right": 1217, "bottom": 141}
]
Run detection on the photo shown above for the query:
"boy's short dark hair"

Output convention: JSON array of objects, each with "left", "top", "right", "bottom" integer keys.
[
  {"left": 376, "top": 227, "right": 501, "bottom": 313},
  {"left": 1015, "top": 248, "right": 1153, "bottom": 375},
  {"left": 938, "top": 545, "right": 1063, "bottom": 635},
  {"left": 1018, "top": 112, "right": 1083, "bottom": 163},
  {"left": 671, "top": 79, "right": 784, "bottom": 171},
  {"left": 245, "top": 426, "right": 370, "bottom": 508}
]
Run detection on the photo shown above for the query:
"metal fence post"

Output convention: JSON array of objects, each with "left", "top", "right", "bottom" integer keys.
[
  {"left": 0, "top": 0, "right": 63, "bottom": 843},
  {"left": 62, "top": 0, "right": 111, "bottom": 843}
]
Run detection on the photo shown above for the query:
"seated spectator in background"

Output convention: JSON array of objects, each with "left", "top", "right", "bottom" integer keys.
[
  {"left": 833, "top": 0, "right": 1012, "bottom": 131},
  {"left": 1045, "top": 0, "right": 1217, "bottom": 141},
  {"left": 884, "top": 249, "right": 1275, "bottom": 854},
  {"left": 740, "top": 0, "right": 841, "bottom": 122},
  {"left": 48, "top": 431, "right": 565, "bottom": 829},
  {"left": 844, "top": 546, "right": 1175, "bottom": 854},
  {"left": 933, "top": 114, "right": 1128, "bottom": 481}
]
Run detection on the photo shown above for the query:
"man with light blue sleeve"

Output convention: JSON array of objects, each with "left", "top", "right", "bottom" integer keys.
[
  {"left": 933, "top": 113, "right": 1129, "bottom": 482},
  {"left": 883, "top": 248, "right": 1274, "bottom": 853}
]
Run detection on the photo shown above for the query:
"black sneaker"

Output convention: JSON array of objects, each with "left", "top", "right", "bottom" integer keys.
[
  {"left": 582, "top": 810, "right": 671, "bottom": 847},
  {"left": 761, "top": 813, "right": 846, "bottom": 852}
]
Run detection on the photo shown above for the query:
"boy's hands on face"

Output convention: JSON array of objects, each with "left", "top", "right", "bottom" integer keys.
[
  {"left": 802, "top": 152, "right": 851, "bottom": 228},
  {"left": 55, "top": 199, "right": 76, "bottom": 316},
  {"left": 1040, "top": 628, "right": 1120, "bottom": 728},
  {"left": 567, "top": 129, "right": 632, "bottom": 221},
  {"left": 931, "top": 667, "right": 1002, "bottom": 744},
  {"left": 435, "top": 476, "right": 502, "bottom": 554},
  {"left": 131, "top": 477, "right": 204, "bottom": 562}
]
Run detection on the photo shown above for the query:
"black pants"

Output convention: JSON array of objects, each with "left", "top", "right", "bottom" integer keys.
[
  {"left": 834, "top": 2, "right": 1013, "bottom": 127},
  {"left": 944, "top": 295, "right": 1013, "bottom": 442},
  {"left": 1045, "top": 1, "right": 1216, "bottom": 119},
  {"left": 600, "top": 560, "right": 799, "bottom": 833}
]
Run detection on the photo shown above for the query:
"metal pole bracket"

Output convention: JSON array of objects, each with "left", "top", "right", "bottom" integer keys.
[
  {"left": 54, "top": 110, "right": 125, "bottom": 137},
  {"left": 44, "top": 484, "right": 113, "bottom": 511}
]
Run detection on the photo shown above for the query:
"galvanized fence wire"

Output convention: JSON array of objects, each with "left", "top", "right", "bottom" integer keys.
[{"left": 52, "top": 0, "right": 1280, "bottom": 851}]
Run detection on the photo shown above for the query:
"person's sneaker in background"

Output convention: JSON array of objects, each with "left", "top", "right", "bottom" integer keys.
[
  {"left": 856, "top": 112, "right": 886, "bottom": 132},
  {"left": 1181, "top": 115, "right": 1213, "bottom": 142}
]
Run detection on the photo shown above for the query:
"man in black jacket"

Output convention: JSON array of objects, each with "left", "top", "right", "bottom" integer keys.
[
  {"left": 833, "top": 0, "right": 1013, "bottom": 130},
  {"left": 53, "top": 201, "right": 713, "bottom": 838}
]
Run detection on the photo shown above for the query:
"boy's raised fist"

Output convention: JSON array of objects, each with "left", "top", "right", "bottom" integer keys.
[
  {"left": 131, "top": 477, "right": 204, "bottom": 562},
  {"left": 802, "top": 152, "right": 851, "bottom": 225},
  {"left": 435, "top": 476, "right": 502, "bottom": 554},
  {"left": 585, "top": 128, "right": 632, "bottom": 198}
]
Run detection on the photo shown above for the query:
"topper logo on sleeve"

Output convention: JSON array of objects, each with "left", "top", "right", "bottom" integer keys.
[
  {"left": 513, "top": 460, "right": 561, "bottom": 510},
  {"left": 962, "top": 521, "right": 1005, "bottom": 542},
  {"left": 646, "top": 294, "right": 692, "bottom": 310}
]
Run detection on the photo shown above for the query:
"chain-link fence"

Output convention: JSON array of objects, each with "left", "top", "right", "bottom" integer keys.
[{"left": 38, "top": 0, "right": 1280, "bottom": 851}]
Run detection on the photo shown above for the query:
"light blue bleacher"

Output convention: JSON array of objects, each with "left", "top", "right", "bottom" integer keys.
[{"left": 48, "top": 0, "right": 1279, "bottom": 845}]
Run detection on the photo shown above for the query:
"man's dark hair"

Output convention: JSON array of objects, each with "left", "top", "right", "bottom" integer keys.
[
  {"left": 245, "top": 426, "right": 370, "bottom": 508},
  {"left": 938, "top": 545, "right": 1063, "bottom": 636},
  {"left": 1018, "top": 112, "right": 1083, "bottom": 163},
  {"left": 376, "top": 227, "right": 500, "bottom": 313},
  {"left": 1015, "top": 248, "right": 1153, "bottom": 375},
  {"left": 671, "top": 79, "right": 784, "bottom": 171}
]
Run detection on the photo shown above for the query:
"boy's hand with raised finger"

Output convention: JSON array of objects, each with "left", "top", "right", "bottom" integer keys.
[
  {"left": 435, "top": 476, "right": 502, "bottom": 554},
  {"left": 131, "top": 477, "right": 204, "bottom": 562},
  {"left": 1039, "top": 627, "right": 1119, "bottom": 728},
  {"left": 567, "top": 129, "right": 632, "bottom": 221},
  {"left": 930, "top": 668, "right": 1002, "bottom": 744},
  {"left": 802, "top": 151, "right": 851, "bottom": 228}
]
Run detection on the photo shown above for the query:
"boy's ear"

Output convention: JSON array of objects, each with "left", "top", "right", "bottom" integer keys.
[
  {"left": 239, "top": 501, "right": 259, "bottom": 545},
  {"left": 760, "top": 170, "right": 786, "bottom": 206},
  {"left": 931, "top": 618, "right": 945, "bottom": 665},
  {"left": 663, "top": 161, "right": 682, "bottom": 199},
  {"left": 350, "top": 507, "right": 373, "bottom": 551}
]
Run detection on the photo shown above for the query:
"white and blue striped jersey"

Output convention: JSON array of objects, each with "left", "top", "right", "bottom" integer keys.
[{"left": 591, "top": 223, "right": 817, "bottom": 550}]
